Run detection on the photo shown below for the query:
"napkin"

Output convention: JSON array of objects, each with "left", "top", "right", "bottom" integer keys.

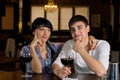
[{"left": 62, "top": 78, "right": 78, "bottom": 80}]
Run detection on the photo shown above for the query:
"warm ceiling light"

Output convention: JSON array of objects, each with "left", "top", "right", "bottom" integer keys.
[{"left": 44, "top": 0, "right": 58, "bottom": 12}]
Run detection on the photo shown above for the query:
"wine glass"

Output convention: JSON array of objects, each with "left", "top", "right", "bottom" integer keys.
[
  {"left": 60, "top": 53, "right": 74, "bottom": 79},
  {"left": 20, "top": 46, "right": 33, "bottom": 78}
]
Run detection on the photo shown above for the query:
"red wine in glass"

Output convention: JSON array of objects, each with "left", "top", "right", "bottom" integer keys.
[
  {"left": 20, "top": 55, "right": 33, "bottom": 63},
  {"left": 20, "top": 46, "right": 33, "bottom": 63},
  {"left": 20, "top": 53, "right": 33, "bottom": 77},
  {"left": 61, "top": 58, "right": 74, "bottom": 67},
  {"left": 61, "top": 55, "right": 74, "bottom": 79},
  {"left": 20, "top": 46, "right": 33, "bottom": 78}
]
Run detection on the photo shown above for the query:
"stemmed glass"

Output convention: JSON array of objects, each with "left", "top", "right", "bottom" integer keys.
[
  {"left": 60, "top": 53, "right": 74, "bottom": 79},
  {"left": 20, "top": 46, "right": 33, "bottom": 78}
]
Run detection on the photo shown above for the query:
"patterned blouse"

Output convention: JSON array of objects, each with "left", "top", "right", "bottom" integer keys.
[{"left": 20, "top": 41, "right": 63, "bottom": 73}]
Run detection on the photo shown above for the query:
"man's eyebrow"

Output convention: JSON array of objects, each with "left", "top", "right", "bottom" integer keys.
[
  {"left": 77, "top": 24, "right": 82, "bottom": 26},
  {"left": 70, "top": 27, "right": 74, "bottom": 29}
]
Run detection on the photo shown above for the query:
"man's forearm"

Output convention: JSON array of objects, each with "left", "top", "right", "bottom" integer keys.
[{"left": 52, "top": 64, "right": 61, "bottom": 76}]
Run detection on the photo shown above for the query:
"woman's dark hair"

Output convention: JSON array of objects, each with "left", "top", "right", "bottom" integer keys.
[
  {"left": 68, "top": 15, "right": 89, "bottom": 28},
  {"left": 31, "top": 17, "right": 53, "bottom": 32}
]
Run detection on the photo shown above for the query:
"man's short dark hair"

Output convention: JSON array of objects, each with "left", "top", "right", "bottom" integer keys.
[{"left": 68, "top": 15, "right": 89, "bottom": 28}]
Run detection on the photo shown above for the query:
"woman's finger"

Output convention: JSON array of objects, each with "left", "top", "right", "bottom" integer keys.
[{"left": 89, "top": 36, "right": 96, "bottom": 50}]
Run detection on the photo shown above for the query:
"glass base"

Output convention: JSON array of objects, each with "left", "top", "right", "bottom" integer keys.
[
  {"left": 21, "top": 73, "right": 32, "bottom": 78},
  {"left": 62, "top": 78, "right": 78, "bottom": 80}
]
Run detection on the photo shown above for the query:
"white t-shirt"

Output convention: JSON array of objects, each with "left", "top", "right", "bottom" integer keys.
[{"left": 53, "top": 39, "right": 110, "bottom": 74}]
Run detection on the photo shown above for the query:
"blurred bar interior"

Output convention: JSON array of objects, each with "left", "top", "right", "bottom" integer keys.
[{"left": 0, "top": 0, "right": 120, "bottom": 71}]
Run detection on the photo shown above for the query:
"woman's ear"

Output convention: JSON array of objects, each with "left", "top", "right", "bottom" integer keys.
[
  {"left": 33, "top": 32, "right": 35, "bottom": 35},
  {"left": 33, "top": 29, "right": 37, "bottom": 35}
]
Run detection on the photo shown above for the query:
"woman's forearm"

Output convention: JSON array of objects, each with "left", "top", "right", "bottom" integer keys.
[{"left": 30, "top": 46, "right": 42, "bottom": 73}]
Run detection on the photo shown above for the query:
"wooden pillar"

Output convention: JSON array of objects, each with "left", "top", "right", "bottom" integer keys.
[
  {"left": 21, "top": 0, "right": 31, "bottom": 34},
  {"left": 0, "top": 0, "right": 6, "bottom": 30},
  {"left": 0, "top": 0, "right": 5, "bottom": 16},
  {"left": 112, "top": 2, "right": 119, "bottom": 50},
  {"left": 14, "top": 2, "right": 19, "bottom": 34}
]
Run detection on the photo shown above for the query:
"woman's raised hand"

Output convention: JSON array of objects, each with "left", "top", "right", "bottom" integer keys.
[{"left": 89, "top": 35, "right": 97, "bottom": 50}]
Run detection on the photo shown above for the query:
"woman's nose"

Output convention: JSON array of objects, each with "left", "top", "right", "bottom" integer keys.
[{"left": 44, "top": 30, "right": 49, "bottom": 35}]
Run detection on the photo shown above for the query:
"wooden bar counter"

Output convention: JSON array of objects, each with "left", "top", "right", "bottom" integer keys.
[{"left": 0, "top": 70, "right": 103, "bottom": 80}]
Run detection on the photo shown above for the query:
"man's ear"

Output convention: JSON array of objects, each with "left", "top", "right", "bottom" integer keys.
[{"left": 87, "top": 25, "right": 90, "bottom": 32}]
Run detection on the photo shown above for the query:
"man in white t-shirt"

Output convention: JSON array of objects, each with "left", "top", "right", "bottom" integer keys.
[{"left": 52, "top": 15, "right": 110, "bottom": 78}]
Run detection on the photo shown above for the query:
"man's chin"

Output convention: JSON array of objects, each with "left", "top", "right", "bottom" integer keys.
[{"left": 74, "top": 38, "right": 82, "bottom": 42}]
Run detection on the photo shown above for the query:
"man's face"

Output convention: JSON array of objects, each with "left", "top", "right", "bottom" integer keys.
[{"left": 70, "top": 21, "right": 90, "bottom": 42}]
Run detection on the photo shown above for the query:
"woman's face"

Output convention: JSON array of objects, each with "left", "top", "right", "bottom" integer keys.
[
  {"left": 70, "top": 21, "right": 90, "bottom": 42},
  {"left": 34, "top": 26, "right": 51, "bottom": 42}
]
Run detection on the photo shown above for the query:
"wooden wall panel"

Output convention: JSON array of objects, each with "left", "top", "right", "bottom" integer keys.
[{"left": 2, "top": 6, "right": 14, "bottom": 30}]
